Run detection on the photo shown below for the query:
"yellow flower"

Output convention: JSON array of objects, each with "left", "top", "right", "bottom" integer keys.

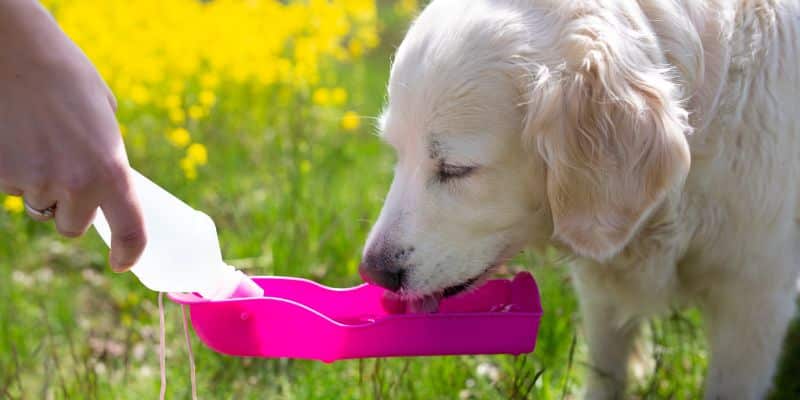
[
  {"left": 40, "top": 0, "right": 381, "bottom": 174},
  {"left": 348, "top": 39, "right": 364, "bottom": 58},
  {"left": 200, "top": 72, "right": 219, "bottom": 89},
  {"left": 331, "top": 87, "right": 348, "bottom": 105},
  {"left": 119, "top": 123, "right": 127, "bottom": 137},
  {"left": 357, "top": 27, "right": 380, "bottom": 48},
  {"left": 130, "top": 84, "right": 151, "bottom": 105},
  {"left": 276, "top": 58, "right": 293, "bottom": 83},
  {"left": 188, "top": 105, "right": 205, "bottom": 120},
  {"left": 199, "top": 90, "right": 216, "bottom": 107},
  {"left": 341, "top": 111, "right": 360, "bottom": 131},
  {"left": 169, "top": 108, "right": 186, "bottom": 124},
  {"left": 167, "top": 127, "right": 191, "bottom": 147},
  {"left": 257, "top": 64, "right": 278, "bottom": 85},
  {"left": 169, "top": 81, "right": 185, "bottom": 94},
  {"left": 312, "top": 88, "right": 331, "bottom": 106},
  {"left": 187, "top": 143, "right": 208, "bottom": 165},
  {"left": 3, "top": 195, "right": 24, "bottom": 214},
  {"left": 44, "top": 0, "right": 379, "bottom": 99},
  {"left": 180, "top": 157, "right": 197, "bottom": 180},
  {"left": 165, "top": 94, "right": 182, "bottom": 109}
]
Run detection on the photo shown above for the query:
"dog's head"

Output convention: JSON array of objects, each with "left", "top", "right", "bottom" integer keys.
[{"left": 360, "top": 0, "right": 691, "bottom": 304}]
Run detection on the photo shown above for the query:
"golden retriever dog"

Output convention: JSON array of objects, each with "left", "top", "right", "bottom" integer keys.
[{"left": 358, "top": 0, "right": 800, "bottom": 398}]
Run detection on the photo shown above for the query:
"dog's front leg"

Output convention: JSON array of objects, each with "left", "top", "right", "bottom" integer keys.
[
  {"left": 574, "top": 281, "right": 640, "bottom": 400},
  {"left": 701, "top": 254, "right": 798, "bottom": 400}
]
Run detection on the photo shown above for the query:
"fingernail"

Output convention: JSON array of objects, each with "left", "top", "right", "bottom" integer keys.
[{"left": 109, "top": 251, "right": 133, "bottom": 273}]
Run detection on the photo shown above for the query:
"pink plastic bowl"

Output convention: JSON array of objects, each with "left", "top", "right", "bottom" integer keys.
[{"left": 168, "top": 271, "right": 542, "bottom": 363}]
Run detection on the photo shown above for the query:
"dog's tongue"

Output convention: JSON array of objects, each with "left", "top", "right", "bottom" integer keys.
[
  {"left": 381, "top": 292, "right": 442, "bottom": 314},
  {"left": 406, "top": 294, "right": 442, "bottom": 313}
]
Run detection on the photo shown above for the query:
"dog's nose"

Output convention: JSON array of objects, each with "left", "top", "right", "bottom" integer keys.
[
  {"left": 359, "top": 265, "right": 404, "bottom": 292},
  {"left": 359, "top": 261, "right": 404, "bottom": 292},
  {"left": 359, "top": 242, "right": 414, "bottom": 292}
]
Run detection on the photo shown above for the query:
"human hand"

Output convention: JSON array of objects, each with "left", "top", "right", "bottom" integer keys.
[{"left": 0, "top": 0, "right": 146, "bottom": 272}]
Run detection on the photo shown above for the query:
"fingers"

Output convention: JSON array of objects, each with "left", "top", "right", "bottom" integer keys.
[
  {"left": 17, "top": 174, "right": 97, "bottom": 236},
  {"left": 0, "top": 184, "right": 22, "bottom": 196},
  {"left": 22, "top": 191, "right": 58, "bottom": 222},
  {"left": 54, "top": 198, "right": 96, "bottom": 238},
  {"left": 99, "top": 167, "right": 146, "bottom": 272},
  {"left": 10, "top": 163, "right": 147, "bottom": 274}
]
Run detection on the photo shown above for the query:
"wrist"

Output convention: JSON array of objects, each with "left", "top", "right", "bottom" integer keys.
[{"left": 0, "top": 0, "right": 75, "bottom": 68}]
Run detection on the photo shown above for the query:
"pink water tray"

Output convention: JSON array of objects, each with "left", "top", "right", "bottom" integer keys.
[{"left": 168, "top": 271, "right": 542, "bottom": 363}]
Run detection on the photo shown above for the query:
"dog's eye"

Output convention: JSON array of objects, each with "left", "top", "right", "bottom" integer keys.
[{"left": 437, "top": 163, "right": 476, "bottom": 182}]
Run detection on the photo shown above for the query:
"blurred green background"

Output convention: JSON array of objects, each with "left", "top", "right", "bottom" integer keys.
[{"left": 1, "top": 1, "right": 797, "bottom": 398}]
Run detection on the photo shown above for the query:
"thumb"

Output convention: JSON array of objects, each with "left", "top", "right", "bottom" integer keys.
[{"left": 100, "top": 167, "right": 147, "bottom": 272}]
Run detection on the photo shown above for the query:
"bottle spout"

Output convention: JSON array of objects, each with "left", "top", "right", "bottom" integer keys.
[
  {"left": 199, "top": 266, "right": 264, "bottom": 300},
  {"left": 231, "top": 276, "right": 264, "bottom": 298}
]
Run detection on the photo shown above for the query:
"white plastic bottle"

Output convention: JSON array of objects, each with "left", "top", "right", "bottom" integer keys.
[{"left": 92, "top": 170, "right": 263, "bottom": 299}]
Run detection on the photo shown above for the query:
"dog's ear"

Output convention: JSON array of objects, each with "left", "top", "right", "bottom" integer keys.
[{"left": 522, "top": 21, "right": 691, "bottom": 261}]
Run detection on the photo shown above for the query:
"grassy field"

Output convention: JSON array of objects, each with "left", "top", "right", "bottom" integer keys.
[{"left": 1, "top": 1, "right": 798, "bottom": 399}]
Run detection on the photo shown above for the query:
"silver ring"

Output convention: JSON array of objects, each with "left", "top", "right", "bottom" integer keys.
[{"left": 24, "top": 201, "right": 57, "bottom": 220}]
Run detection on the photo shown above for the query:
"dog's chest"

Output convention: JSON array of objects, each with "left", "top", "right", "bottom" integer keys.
[{"left": 571, "top": 251, "right": 687, "bottom": 318}]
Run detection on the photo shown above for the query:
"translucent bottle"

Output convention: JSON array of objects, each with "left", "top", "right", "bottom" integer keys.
[{"left": 92, "top": 170, "right": 263, "bottom": 299}]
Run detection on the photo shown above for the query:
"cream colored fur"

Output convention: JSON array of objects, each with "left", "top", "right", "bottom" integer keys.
[{"left": 363, "top": 0, "right": 800, "bottom": 398}]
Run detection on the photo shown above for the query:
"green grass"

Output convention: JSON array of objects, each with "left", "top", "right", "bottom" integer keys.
[{"left": 1, "top": 11, "right": 798, "bottom": 400}]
